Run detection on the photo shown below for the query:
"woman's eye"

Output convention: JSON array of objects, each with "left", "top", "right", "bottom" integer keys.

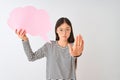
[
  {"left": 60, "top": 29, "right": 63, "bottom": 31},
  {"left": 66, "top": 29, "right": 70, "bottom": 31}
]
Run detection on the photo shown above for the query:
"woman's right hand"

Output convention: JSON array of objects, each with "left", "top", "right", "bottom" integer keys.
[{"left": 15, "top": 29, "right": 28, "bottom": 41}]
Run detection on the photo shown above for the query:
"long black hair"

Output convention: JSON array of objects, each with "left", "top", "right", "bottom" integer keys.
[{"left": 55, "top": 17, "right": 74, "bottom": 43}]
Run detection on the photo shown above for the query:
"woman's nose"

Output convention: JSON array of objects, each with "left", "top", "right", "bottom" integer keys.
[{"left": 63, "top": 30, "right": 67, "bottom": 35}]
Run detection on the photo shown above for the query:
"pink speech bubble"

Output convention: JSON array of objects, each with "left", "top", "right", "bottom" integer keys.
[{"left": 8, "top": 6, "right": 51, "bottom": 41}]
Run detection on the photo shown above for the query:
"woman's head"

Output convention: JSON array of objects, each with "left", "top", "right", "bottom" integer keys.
[{"left": 55, "top": 17, "right": 74, "bottom": 43}]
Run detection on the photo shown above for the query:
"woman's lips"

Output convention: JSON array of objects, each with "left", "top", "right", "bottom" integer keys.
[{"left": 62, "top": 36, "right": 67, "bottom": 38}]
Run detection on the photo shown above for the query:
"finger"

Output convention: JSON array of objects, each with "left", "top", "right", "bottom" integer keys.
[
  {"left": 74, "top": 36, "right": 78, "bottom": 46},
  {"left": 15, "top": 29, "right": 17, "bottom": 34},
  {"left": 20, "top": 29, "right": 25, "bottom": 36},
  {"left": 16, "top": 29, "right": 20, "bottom": 35},
  {"left": 21, "top": 29, "right": 24, "bottom": 35},
  {"left": 20, "top": 29, "right": 23, "bottom": 36},
  {"left": 79, "top": 35, "right": 82, "bottom": 46},
  {"left": 76, "top": 35, "right": 80, "bottom": 46},
  {"left": 80, "top": 40, "right": 84, "bottom": 49},
  {"left": 22, "top": 30, "right": 26, "bottom": 35},
  {"left": 81, "top": 40, "right": 84, "bottom": 51},
  {"left": 77, "top": 35, "right": 80, "bottom": 46},
  {"left": 78, "top": 34, "right": 83, "bottom": 46},
  {"left": 22, "top": 30, "right": 26, "bottom": 36},
  {"left": 18, "top": 29, "right": 22, "bottom": 35},
  {"left": 82, "top": 40, "right": 84, "bottom": 47}
]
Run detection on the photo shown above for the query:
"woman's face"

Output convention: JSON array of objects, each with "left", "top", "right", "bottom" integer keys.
[{"left": 56, "top": 23, "right": 71, "bottom": 41}]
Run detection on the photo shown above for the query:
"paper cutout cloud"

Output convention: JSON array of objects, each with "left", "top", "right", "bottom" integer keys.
[{"left": 8, "top": 6, "right": 51, "bottom": 41}]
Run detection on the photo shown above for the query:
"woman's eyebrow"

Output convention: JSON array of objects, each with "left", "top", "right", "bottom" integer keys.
[
  {"left": 58, "top": 26, "right": 70, "bottom": 29},
  {"left": 64, "top": 26, "right": 71, "bottom": 28}
]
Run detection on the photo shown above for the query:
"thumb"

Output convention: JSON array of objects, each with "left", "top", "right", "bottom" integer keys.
[
  {"left": 68, "top": 43, "right": 74, "bottom": 56},
  {"left": 68, "top": 43, "right": 72, "bottom": 52}
]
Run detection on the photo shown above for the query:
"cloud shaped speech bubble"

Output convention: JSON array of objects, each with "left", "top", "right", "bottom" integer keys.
[{"left": 8, "top": 6, "right": 51, "bottom": 41}]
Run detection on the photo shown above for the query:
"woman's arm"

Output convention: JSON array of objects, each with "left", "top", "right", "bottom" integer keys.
[
  {"left": 22, "top": 40, "right": 48, "bottom": 61},
  {"left": 16, "top": 29, "right": 48, "bottom": 61}
]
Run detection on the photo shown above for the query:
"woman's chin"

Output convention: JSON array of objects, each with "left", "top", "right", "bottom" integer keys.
[{"left": 61, "top": 38, "right": 68, "bottom": 41}]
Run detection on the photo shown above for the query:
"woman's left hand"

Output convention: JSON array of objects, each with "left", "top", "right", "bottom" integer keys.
[{"left": 68, "top": 34, "right": 84, "bottom": 57}]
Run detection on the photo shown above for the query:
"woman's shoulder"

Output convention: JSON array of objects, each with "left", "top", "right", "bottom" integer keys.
[
  {"left": 44, "top": 40, "right": 56, "bottom": 46},
  {"left": 50, "top": 40, "right": 56, "bottom": 44},
  {"left": 42, "top": 40, "right": 57, "bottom": 50}
]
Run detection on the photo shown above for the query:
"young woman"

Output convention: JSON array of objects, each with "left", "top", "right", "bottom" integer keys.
[{"left": 16, "top": 17, "right": 84, "bottom": 80}]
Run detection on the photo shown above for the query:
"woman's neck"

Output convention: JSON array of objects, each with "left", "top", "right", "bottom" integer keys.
[{"left": 57, "top": 40, "right": 68, "bottom": 47}]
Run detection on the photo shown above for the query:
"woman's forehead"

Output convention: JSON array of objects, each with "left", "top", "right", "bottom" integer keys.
[{"left": 58, "top": 23, "right": 71, "bottom": 29}]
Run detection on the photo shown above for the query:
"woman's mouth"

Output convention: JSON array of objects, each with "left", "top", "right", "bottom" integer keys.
[{"left": 62, "top": 36, "right": 67, "bottom": 38}]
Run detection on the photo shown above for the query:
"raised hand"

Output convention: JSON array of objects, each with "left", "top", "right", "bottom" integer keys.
[
  {"left": 15, "top": 29, "right": 28, "bottom": 41},
  {"left": 68, "top": 34, "right": 84, "bottom": 57}
]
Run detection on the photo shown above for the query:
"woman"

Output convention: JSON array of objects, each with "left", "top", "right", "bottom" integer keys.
[{"left": 16, "top": 17, "right": 84, "bottom": 80}]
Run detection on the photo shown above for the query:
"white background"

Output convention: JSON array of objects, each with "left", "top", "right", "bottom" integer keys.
[{"left": 0, "top": 0, "right": 120, "bottom": 80}]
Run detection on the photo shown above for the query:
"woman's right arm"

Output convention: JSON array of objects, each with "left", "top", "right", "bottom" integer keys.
[{"left": 15, "top": 29, "right": 47, "bottom": 61}]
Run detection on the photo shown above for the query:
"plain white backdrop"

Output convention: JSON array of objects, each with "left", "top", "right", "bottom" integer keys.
[{"left": 0, "top": 0, "right": 120, "bottom": 80}]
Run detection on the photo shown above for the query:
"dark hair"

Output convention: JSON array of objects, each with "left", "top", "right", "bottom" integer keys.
[{"left": 55, "top": 17, "right": 74, "bottom": 43}]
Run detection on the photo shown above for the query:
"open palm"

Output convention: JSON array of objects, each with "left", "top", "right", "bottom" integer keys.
[{"left": 68, "top": 34, "right": 84, "bottom": 57}]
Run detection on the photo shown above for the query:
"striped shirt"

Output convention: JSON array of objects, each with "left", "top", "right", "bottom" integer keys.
[{"left": 22, "top": 40, "right": 77, "bottom": 80}]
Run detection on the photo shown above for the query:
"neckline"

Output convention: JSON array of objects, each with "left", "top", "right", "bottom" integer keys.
[{"left": 55, "top": 41, "right": 68, "bottom": 49}]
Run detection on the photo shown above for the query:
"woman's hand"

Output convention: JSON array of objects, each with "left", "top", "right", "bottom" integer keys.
[
  {"left": 68, "top": 34, "right": 84, "bottom": 57},
  {"left": 15, "top": 29, "right": 28, "bottom": 41}
]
